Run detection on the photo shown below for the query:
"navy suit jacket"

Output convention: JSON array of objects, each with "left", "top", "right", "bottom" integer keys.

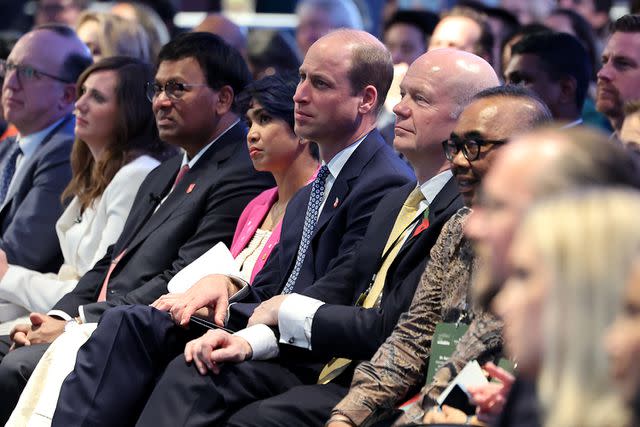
[
  {"left": 228, "top": 130, "right": 415, "bottom": 327},
  {"left": 53, "top": 123, "right": 275, "bottom": 322},
  {"left": 0, "top": 115, "right": 74, "bottom": 273},
  {"left": 304, "top": 178, "right": 463, "bottom": 361}
]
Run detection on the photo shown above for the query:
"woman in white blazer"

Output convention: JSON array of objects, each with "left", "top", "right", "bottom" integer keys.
[{"left": 0, "top": 57, "right": 173, "bottom": 330}]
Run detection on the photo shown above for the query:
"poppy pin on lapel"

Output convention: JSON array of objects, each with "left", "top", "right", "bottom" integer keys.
[
  {"left": 413, "top": 211, "right": 430, "bottom": 237},
  {"left": 187, "top": 183, "right": 196, "bottom": 193}
]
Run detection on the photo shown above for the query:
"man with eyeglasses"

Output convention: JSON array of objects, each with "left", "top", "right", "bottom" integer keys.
[
  {"left": 52, "top": 47, "right": 500, "bottom": 427},
  {"left": 0, "top": 25, "right": 90, "bottom": 274},
  {"left": 329, "top": 85, "right": 552, "bottom": 427},
  {"left": 0, "top": 31, "right": 274, "bottom": 424}
]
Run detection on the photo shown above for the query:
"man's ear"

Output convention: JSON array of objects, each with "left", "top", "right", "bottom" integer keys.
[
  {"left": 358, "top": 85, "right": 378, "bottom": 115},
  {"left": 61, "top": 83, "right": 77, "bottom": 109},
  {"left": 215, "top": 85, "right": 235, "bottom": 115},
  {"left": 559, "top": 75, "right": 578, "bottom": 106}
]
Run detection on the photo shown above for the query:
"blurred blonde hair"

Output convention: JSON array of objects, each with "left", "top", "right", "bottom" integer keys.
[
  {"left": 515, "top": 189, "right": 640, "bottom": 427},
  {"left": 76, "top": 11, "right": 151, "bottom": 63}
]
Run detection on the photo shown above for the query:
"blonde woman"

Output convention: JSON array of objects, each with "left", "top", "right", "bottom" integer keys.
[
  {"left": 494, "top": 189, "right": 640, "bottom": 427},
  {"left": 75, "top": 11, "right": 151, "bottom": 62}
]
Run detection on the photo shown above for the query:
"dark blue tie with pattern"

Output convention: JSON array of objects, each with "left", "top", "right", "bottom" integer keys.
[{"left": 282, "top": 164, "right": 330, "bottom": 294}]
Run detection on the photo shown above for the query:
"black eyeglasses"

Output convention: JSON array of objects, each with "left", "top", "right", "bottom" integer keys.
[
  {"left": 442, "top": 136, "right": 507, "bottom": 162},
  {"left": 0, "top": 60, "right": 72, "bottom": 84},
  {"left": 145, "top": 80, "right": 209, "bottom": 102}
]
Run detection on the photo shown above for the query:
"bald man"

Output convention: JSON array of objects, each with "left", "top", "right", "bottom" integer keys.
[
  {"left": 194, "top": 14, "right": 247, "bottom": 60},
  {"left": 0, "top": 25, "right": 91, "bottom": 274},
  {"left": 52, "top": 29, "right": 415, "bottom": 427},
  {"left": 113, "top": 47, "right": 498, "bottom": 427}
]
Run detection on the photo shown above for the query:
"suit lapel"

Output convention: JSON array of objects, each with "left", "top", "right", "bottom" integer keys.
[
  {"left": 118, "top": 123, "right": 245, "bottom": 255},
  {"left": 395, "top": 176, "right": 460, "bottom": 260},
  {"left": 313, "top": 131, "right": 386, "bottom": 236},
  {"left": 1, "top": 115, "right": 73, "bottom": 213}
]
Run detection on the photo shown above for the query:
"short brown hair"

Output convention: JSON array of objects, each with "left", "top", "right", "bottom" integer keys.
[{"left": 347, "top": 41, "right": 393, "bottom": 113}]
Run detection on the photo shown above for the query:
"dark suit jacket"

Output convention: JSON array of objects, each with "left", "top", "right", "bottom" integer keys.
[
  {"left": 296, "top": 177, "right": 462, "bottom": 362},
  {"left": 53, "top": 123, "right": 274, "bottom": 322},
  {"left": 228, "top": 130, "right": 415, "bottom": 326},
  {"left": 0, "top": 115, "right": 74, "bottom": 273}
]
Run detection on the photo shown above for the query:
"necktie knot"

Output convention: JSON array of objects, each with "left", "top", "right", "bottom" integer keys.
[
  {"left": 404, "top": 187, "right": 425, "bottom": 210},
  {"left": 173, "top": 164, "right": 190, "bottom": 188},
  {"left": 315, "top": 165, "right": 330, "bottom": 183}
]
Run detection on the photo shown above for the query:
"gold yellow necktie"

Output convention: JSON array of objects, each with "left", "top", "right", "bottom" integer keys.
[{"left": 317, "top": 187, "right": 426, "bottom": 384}]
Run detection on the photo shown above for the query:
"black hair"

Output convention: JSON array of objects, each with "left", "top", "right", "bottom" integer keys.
[
  {"left": 383, "top": 10, "right": 439, "bottom": 39},
  {"left": 549, "top": 8, "right": 599, "bottom": 81},
  {"left": 473, "top": 85, "right": 553, "bottom": 125},
  {"left": 157, "top": 32, "right": 252, "bottom": 112},
  {"left": 238, "top": 72, "right": 319, "bottom": 160},
  {"left": 247, "top": 30, "right": 300, "bottom": 78},
  {"left": 511, "top": 31, "right": 590, "bottom": 109},
  {"left": 611, "top": 14, "right": 640, "bottom": 33}
]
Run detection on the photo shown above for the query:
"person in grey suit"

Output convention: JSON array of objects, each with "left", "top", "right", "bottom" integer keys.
[{"left": 0, "top": 24, "right": 92, "bottom": 273}]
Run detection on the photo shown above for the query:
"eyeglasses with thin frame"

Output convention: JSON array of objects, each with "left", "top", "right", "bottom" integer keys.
[
  {"left": 145, "top": 80, "right": 209, "bottom": 102},
  {"left": 442, "top": 136, "right": 507, "bottom": 162},
  {"left": 0, "top": 59, "right": 72, "bottom": 84}
]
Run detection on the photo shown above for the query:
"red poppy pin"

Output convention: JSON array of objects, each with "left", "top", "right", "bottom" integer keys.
[
  {"left": 412, "top": 212, "right": 430, "bottom": 237},
  {"left": 187, "top": 183, "right": 196, "bottom": 193}
]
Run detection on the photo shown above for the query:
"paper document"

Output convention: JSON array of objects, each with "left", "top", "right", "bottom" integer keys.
[
  {"left": 436, "top": 360, "right": 488, "bottom": 406},
  {"left": 168, "top": 242, "right": 240, "bottom": 293}
]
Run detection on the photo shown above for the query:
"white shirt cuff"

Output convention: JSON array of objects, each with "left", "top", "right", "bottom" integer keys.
[
  {"left": 278, "top": 293, "right": 324, "bottom": 350},
  {"left": 47, "top": 309, "right": 73, "bottom": 321},
  {"left": 233, "top": 324, "right": 279, "bottom": 360}
]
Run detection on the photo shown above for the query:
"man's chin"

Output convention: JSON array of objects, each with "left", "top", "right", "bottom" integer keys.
[{"left": 596, "top": 99, "right": 622, "bottom": 117}]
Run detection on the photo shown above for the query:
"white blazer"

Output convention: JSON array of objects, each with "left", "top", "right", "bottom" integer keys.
[{"left": 0, "top": 155, "right": 159, "bottom": 316}]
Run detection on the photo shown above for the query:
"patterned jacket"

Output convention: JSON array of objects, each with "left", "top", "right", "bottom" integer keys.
[{"left": 331, "top": 207, "right": 504, "bottom": 426}]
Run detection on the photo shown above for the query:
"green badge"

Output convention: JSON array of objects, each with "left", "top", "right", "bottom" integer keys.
[{"left": 426, "top": 322, "right": 469, "bottom": 384}]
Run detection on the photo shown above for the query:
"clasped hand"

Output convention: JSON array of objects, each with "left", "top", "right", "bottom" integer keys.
[
  {"left": 10, "top": 312, "right": 65, "bottom": 350},
  {"left": 246, "top": 294, "right": 288, "bottom": 327},
  {"left": 151, "top": 274, "right": 235, "bottom": 327},
  {"left": 184, "top": 329, "right": 252, "bottom": 375}
]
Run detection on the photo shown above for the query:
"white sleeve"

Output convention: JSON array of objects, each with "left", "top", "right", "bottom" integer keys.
[
  {"left": 277, "top": 293, "right": 324, "bottom": 350},
  {"left": 89, "top": 158, "right": 158, "bottom": 267},
  {"left": 0, "top": 265, "right": 78, "bottom": 313},
  {"left": 233, "top": 324, "right": 279, "bottom": 360}
]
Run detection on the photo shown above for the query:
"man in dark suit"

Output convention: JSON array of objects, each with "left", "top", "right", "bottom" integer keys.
[
  {"left": 0, "top": 32, "right": 275, "bottom": 424},
  {"left": 51, "top": 47, "right": 495, "bottom": 427},
  {"left": 0, "top": 25, "right": 91, "bottom": 273}
]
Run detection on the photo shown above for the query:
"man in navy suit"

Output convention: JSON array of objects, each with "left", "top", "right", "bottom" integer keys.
[
  {"left": 51, "top": 29, "right": 414, "bottom": 426},
  {"left": 0, "top": 32, "right": 275, "bottom": 424},
  {"left": 51, "top": 43, "right": 493, "bottom": 427},
  {"left": 0, "top": 25, "right": 91, "bottom": 274}
]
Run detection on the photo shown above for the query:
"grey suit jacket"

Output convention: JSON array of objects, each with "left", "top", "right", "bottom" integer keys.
[{"left": 0, "top": 115, "right": 74, "bottom": 273}]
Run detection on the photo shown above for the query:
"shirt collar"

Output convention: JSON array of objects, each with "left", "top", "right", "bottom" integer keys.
[
  {"left": 418, "top": 169, "right": 453, "bottom": 205},
  {"left": 561, "top": 118, "right": 583, "bottom": 129},
  {"left": 322, "top": 132, "right": 368, "bottom": 180},
  {"left": 17, "top": 116, "right": 68, "bottom": 158},
  {"left": 180, "top": 119, "right": 240, "bottom": 168}
]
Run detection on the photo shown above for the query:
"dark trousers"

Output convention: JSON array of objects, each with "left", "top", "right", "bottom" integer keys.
[
  {"left": 52, "top": 305, "right": 195, "bottom": 427},
  {"left": 52, "top": 304, "right": 350, "bottom": 426},
  {"left": 0, "top": 335, "right": 49, "bottom": 424}
]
